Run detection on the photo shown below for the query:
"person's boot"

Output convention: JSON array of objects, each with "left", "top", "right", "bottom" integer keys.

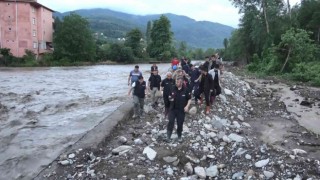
[
  {"left": 165, "top": 131, "right": 172, "bottom": 142},
  {"left": 177, "top": 133, "right": 183, "bottom": 143},
  {"left": 205, "top": 106, "right": 210, "bottom": 115}
]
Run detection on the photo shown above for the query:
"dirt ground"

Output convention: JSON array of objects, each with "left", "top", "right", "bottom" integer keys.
[{"left": 38, "top": 66, "right": 320, "bottom": 179}]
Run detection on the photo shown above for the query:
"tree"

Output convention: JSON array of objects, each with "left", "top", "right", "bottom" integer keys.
[
  {"left": 125, "top": 28, "right": 143, "bottom": 58},
  {"left": 278, "top": 28, "right": 319, "bottom": 72},
  {"left": 147, "top": 15, "right": 173, "bottom": 61},
  {"left": 223, "top": 38, "right": 229, "bottom": 50},
  {"left": 178, "top": 41, "right": 187, "bottom": 57},
  {"left": 53, "top": 13, "right": 96, "bottom": 62},
  {"left": 146, "top": 21, "right": 152, "bottom": 45}
]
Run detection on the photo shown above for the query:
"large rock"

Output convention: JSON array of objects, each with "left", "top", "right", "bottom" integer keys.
[
  {"left": 255, "top": 158, "right": 269, "bottom": 168},
  {"left": 228, "top": 133, "right": 244, "bottom": 143},
  {"left": 143, "top": 146, "right": 157, "bottom": 160},
  {"left": 134, "top": 139, "right": 144, "bottom": 145},
  {"left": 189, "top": 106, "right": 197, "bottom": 115},
  {"left": 292, "top": 149, "right": 307, "bottom": 155},
  {"left": 184, "top": 162, "right": 193, "bottom": 175},
  {"left": 194, "top": 166, "right": 206, "bottom": 179},
  {"left": 163, "top": 156, "right": 178, "bottom": 163},
  {"left": 112, "top": 145, "right": 132, "bottom": 155},
  {"left": 118, "top": 136, "right": 127, "bottom": 144},
  {"left": 263, "top": 171, "right": 275, "bottom": 179},
  {"left": 235, "top": 148, "right": 247, "bottom": 157},
  {"left": 237, "top": 115, "right": 244, "bottom": 121},
  {"left": 206, "top": 165, "right": 218, "bottom": 177},
  {"left": 224, "top": 88, "right": 234, "bottom": 96}
]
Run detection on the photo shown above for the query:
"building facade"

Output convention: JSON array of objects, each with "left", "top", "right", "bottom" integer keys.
[{"left": 0, "top": 0, "right": 54, "bottom": 57}]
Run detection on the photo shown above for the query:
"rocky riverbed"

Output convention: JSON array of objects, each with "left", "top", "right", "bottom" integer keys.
[{"left": 37, "top": 69, "right": 320, "bottom": 179}]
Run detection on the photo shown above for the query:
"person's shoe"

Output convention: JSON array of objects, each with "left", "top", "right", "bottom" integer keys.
[
  {"left": 205, "top": 106, "right": 210, "bottom": 115},
  {"left": 177, "top": 136, "right": 183, "bottom": 143},
  {"left": 165, "top": 131, "right": 172, "bottom": 143}
]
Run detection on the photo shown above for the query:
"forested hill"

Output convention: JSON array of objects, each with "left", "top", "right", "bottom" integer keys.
[{"left": 54, "top": 8, "right": 235, "bottom": 49}]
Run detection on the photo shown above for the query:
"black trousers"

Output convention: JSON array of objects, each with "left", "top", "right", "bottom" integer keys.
[
  {"left": 167, "top": 109, "right": 185, "bottom": 137},
  {"left": 163, "top": 94, "right": 170, "bottom": 108}
]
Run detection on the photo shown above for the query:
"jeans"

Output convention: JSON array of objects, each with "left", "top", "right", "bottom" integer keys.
[
  {"left": 150, "top": 87, "right": 159, "bottom": 105},
  {"left": 133, "top": 95, "right": 144, "bottom": 116}
]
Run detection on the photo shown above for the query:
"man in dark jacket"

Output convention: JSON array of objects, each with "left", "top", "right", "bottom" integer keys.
[
  {"left": 128, "top": 76, "right": 146, "bottom": 118},
  {"left": 148, "top": 70, "right": 162, "bottom": 107},
  {"left": 166, "top": 77, "right": 191, "bottom": 143},
  {"left": 199, "top": 66, "right": 215, "bottom": 115},
  {"left": 161, "top": 72, "right": 175, "bottom": 118}
]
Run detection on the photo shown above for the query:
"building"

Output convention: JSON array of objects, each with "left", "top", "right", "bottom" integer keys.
[{"left": 0, "top": 0, "right": 54, "bottom": 57}]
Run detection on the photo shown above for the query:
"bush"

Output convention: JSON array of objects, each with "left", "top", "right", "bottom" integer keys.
[{"left": 291, "top": 62, "right": 320, "bottom": 86}]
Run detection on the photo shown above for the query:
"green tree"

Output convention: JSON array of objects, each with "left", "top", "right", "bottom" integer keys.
[
  {"left": 125, "top": 28, "right": 143, "bottom": 58},
  {"left": 146, "top": 21, "right": 152, "bottom": 45},
  {"left": 147, "top": 15, "right": 173, "bottom": 61},
  {"left": 178, "top": 41, "right": 187, "bottom": 57},
  {"left": 223, "top": 38, "right": 229, "bottom": 50},
  {"left": 54, "top": 13, "right": 96, "bottom": 62}
]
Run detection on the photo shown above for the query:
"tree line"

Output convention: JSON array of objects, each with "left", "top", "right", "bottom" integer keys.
[
  {"left": 0, "top": 13, "right": 222, "bottom": 66},
  {"left": 224, "top": 0, "right": 320, "bottom": 86}
]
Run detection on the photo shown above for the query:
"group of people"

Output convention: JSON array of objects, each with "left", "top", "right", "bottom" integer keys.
[{"left": 127, "top": 55, "right": 223, "bottom": 142}]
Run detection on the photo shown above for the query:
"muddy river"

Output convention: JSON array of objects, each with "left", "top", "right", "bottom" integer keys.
[{"left": 0, "top": 64, "right": 170, "bottom": 179}]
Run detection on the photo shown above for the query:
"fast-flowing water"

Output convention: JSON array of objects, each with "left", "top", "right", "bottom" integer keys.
[{"left": 0, "top": 64, "right": 170, "bottom": 179}]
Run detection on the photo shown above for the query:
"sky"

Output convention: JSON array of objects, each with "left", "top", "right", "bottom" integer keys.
[{"left": 37, "top": 0, "right": 301, "bottom": 28}]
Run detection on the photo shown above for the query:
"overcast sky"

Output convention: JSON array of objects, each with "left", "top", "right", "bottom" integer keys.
[{"left": 38, "top": 0, "right": 301, "bottom": 28}]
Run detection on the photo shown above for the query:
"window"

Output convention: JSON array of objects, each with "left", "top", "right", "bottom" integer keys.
[
  {"left": 32, "top": 18, "right": 36, "bottom": 25},
  {"left": 7, "top": 3, "right": 10, "bottom": 5},
  {"left": 32, "top": 7, "right": 35, "bottom": 13},
  {"left": 33, "top": 30, "right": 36, "bottom": 37},
  {"left": 33, "top": 42, "right": 37, "bottom": 49},
  {"left": 9, "top": 28, "right": 12, "bottom": 31}
]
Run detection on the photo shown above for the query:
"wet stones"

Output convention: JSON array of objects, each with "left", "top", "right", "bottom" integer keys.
[
  {"left": 228, "top": 133, "right": 244, "bottom": 143},
  {"left": 163, "top": 156, "right": 178, "bottom": 163},
  {"left": 118, "top": 136, "right": 127, "bottom": 144},
  {"left": 263, "top": 171, "right": 275, "bottom": 179},
  {"left": 300, "top": 100, "right": 312, "bottom": 108},
  {"left": 237, "top": 115, "right": 244, "bottom": 121}
]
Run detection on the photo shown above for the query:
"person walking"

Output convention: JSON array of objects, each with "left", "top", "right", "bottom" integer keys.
[
  {"left": 199, "top": 66, "right": 215, "bottom": 115},
  {"left": 161, "top": 72, "right": 175, "bottom": 118},
  {"left": 128, "top": 76, "right": 146, "bottom": 118},
  {"left": 166, "top": 77, "right": 191, "bottom": 143},
  {"left": 128, "top": 65, "right": 142, "bottom": 86},
  {"left": 148, "top": 69, "right": 162, "bottom": 107},
  {"left": 209, "top": 64, "right": 222, "bottom": 104}
]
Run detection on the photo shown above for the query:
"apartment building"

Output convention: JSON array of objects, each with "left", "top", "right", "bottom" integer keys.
[{"left": 0, "top": 0, "right": 54, "bottom": 57}]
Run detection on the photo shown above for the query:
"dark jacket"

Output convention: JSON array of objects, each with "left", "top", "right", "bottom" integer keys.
[
  {"left": 151, "top": 65, "right": 158, "bottom": 72},
  {"left": 200, "top": 73, "right": 214, "bottom": 93},
  {"left": 161, "top": 78, "right": 175, "bottom": 96},
  {"left": 190, "top": 68, "right": 201, "bottom": 82},
  {"left": 133, "top": 81, "right": 146, "bottom": 98},
  {"left": 170, "top": 86, "right": 191, "bottom": 111},
  {"left": 148, "top": 74, "right": 162, "bottom": 90}
]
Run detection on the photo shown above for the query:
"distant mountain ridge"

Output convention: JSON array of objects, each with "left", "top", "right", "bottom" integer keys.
[{"left": 54, "top": 8, "right": 235, "bottom": 49}]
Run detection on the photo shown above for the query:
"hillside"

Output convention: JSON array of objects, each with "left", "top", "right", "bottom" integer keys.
[{"left": 54, "top": 8, "right": 235, "bottom": 49}]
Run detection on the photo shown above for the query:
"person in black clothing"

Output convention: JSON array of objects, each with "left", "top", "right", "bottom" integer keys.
[
  {"left": 161, "top": 72, "right": 175, "bottom": 118},
  {"left": 166, "top": 77, "right": 191, "bottom": 143},
  {"left": 209, "top": 63, "right": 222, "bottom": 104},
  {"left": 199, "top": 66, "right": 215, "bottom": 115},
  {"left": 151, "top": 64, "right": 158, "bottom": 74},
  {"left": 128, "top": 76, "right": 146, "bottom": 118},
  {"left": 148, "top": 70, "right": 162, "bottom": 107}
]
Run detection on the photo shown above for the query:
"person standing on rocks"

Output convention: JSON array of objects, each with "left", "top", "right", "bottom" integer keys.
[
  {"left": 209, "top": 64, "right": 222, "bottom": 104},
  {"left": 128, "top": 65, "right": 142, "bottom": 86},
  {"left": 128, "top": 76, "right": 146, "bottom": 118},
  {"left": 166, "top": 77, "right": 191, "bottom": 142},
  {"left": 161, "top": 72, "right": 175, "bottom": 118},
  {"left": 199, "top": 66, "right": 215, "bottom": 115},
  {"left": 148, "top": 69, "right": 162, "bottom": 108}
]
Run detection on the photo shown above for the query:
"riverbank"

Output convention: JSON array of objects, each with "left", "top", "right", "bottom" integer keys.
[{"left": 36, "top": 68, "right": 320, "bottom": 179}]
